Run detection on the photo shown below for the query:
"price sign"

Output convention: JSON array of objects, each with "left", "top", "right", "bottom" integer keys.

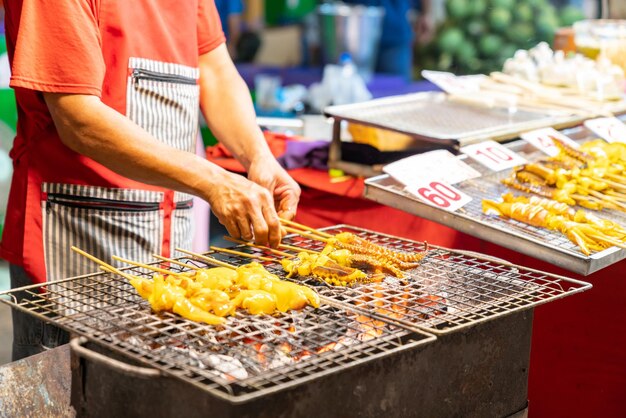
[
  {"left": 405, "top": 180, "right": 472, "bottom": 212},
  {"left": 460, "top": 140, "right": 527, "bottom": 171},
  {"left": 421, "top": 70, "right": 486, "bottom": 95},
  {"left": 521, "top": 128, "right": 580, "bottom": 157},
  {"left": 383, "top": 149, "right": 481, "bottom": 187},
  {"left": 584, "top": 117, "right": 626, "bottom": 143}
]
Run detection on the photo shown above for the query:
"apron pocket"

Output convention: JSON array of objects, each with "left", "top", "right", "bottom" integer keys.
[
  {"left": 127, "top": 57, "right": 200, "bottom": 153},
  {"left": 42, "top": 183, "right": 165, "bottom": 281}
]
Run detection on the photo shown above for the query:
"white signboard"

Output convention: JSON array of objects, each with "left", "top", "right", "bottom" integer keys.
[{"left": 460, "top": 140, "right": 527, "bottom": 171}]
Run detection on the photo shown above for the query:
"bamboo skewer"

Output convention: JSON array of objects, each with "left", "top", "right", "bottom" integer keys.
[
  {"left": 99, "top": 266, "right": 136, "bottom": 282},
  {"left": 210, "top": 247, "right": 271, "bottom": 262},
  {"left": 282, "top": 226, "right": 330, "bottom": 243},
  {"left": 223, "top": 236, "right": 296, "bottom": 258},
  {"left": 175, "top": 248, "right": 237, "bottom": 270},
  {"left": 71, "top": 246, "right": 136, "bottom": 281},
  {"left": 112, "top": 255, "right": 186, "bottom": 277},
  {"left": 209, "top": 246, "right": 275, "bottom": 263},
  {"left": 278, "top": 243, "right": 319, "bottom": 255},
  {"left": 279, "top": 218, "right": 333, "bottom": 238},
  {"left": 152, "top": 254, "right": 201, "bottom": 270}
]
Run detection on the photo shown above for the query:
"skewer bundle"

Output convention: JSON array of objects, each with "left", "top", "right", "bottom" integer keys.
[
  {"left": 71, "top": 247, "right": 320, "bottom": 325},
  {"left": 483, "top": 193, "right": 626, "bottom": 255},
  {"left": 209, "top": 219, "right": 429, "bottom": 286},
  {"left": 502, "top": 139, "right": 626, "bottom": 212}
]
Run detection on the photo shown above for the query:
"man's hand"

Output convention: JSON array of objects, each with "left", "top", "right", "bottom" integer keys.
[
  {"left": 207, "top": 170, "right": 283, "bottom": 248},
  {"left": 248, "top": 158, "right": 301, "bottom": 221}
]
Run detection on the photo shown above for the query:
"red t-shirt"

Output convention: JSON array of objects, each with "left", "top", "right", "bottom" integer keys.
[{"left": 1, "top": 0, "right": 225, "bottom": 271}]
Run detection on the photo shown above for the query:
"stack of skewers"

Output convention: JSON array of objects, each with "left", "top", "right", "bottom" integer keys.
[
  {"left": 483, "top": 138, "right": 626, "bottom": 255},
  {"left": 74, "top": 219, "right": 431, "bottom": 326}
]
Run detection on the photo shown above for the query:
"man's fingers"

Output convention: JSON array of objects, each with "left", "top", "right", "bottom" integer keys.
[
  {"left": 222, "top": 218, "right": 242, "bottom": 241},
  {"left": 262, "top": 205, "right": 282, "bottom": 248},
  {"left": 238, "top": 216, "right": 254, "bottom": 242}
]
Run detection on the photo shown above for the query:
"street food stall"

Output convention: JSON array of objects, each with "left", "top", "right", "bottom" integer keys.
[{"left": 0, "top": 224, "right": 590, "bottom": 417}]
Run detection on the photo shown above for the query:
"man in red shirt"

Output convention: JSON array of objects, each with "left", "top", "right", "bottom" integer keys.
[{"left": 2, "top": 0, "right": 300, "bottom": 360}]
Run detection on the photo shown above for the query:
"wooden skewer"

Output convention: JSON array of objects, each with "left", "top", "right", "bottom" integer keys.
[
  {"left": 210, "top": 246, "right": 275, "bottom": 262},
  {"left": 279, "top": 218, "right": 333, "bottom": 238},
  {"left": 152, "top": 254, "right": 201, "bottom": 270},
  {"left": 278, "top": 243, "right": 319, "bottom": 255},
  {"left": 210, "top": 247, "right": 274, "bottom": 262},
  {"left": 175, "top": 248, "right": 237, "bottom": 270},
  {"left": 98, "top": 266, "right": 137, "bottom": 282},
  {"left": 71, "top": 246, "right": 136, "bottom": 281},
  {"left": 223, "top": 236, "right": 295, "bottom": 258},
  {"left": 282, "top": 226, "right": 330, "bottom": 243},
  {"left": 112, "top": 255, "right": 185, "bottom": 277}
]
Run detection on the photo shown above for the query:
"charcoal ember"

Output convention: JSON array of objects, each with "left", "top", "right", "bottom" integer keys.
[{"left": 182, "top": 347, "right": 248, "bottom": 381}]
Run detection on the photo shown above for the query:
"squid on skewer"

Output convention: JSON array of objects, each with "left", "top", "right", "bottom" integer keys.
[
  {"left": 73, "top": 247, "right": 320, "bottom": 325},
  {"left": 482, "top": 196, "right": 626, "bottom": 255}
]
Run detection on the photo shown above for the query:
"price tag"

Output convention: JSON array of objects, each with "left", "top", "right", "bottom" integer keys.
[
  {"left": 421, "top": 70, "right": 486, "bottom": 95},
  {"left": 383, "top": 149, "right": 481, "bottom": 187},
  {"left": 405, "top": 180, "right": 472, "bottom": 212},
  {"left": 520, "top": 127, "right": 580, "bottom": 157},
  {"left": 584, "top": 117, "right": 626, "bottom": 143},
  {"left": 460, "top": 140, "right": 527, "bottom": 171}
]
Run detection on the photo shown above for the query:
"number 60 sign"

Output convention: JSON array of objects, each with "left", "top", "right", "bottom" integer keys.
[{"left": 406, "top": 180, "right": 472, "bottom": 211}]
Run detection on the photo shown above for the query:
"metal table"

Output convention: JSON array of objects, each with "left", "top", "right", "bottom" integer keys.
[{"left": 364, "top": 122, "right": 626, "bottom": 276}]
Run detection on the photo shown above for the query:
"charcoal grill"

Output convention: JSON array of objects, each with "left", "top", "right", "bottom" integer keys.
[
  {"left": 210, "top": 226, "right": 591, "bottom": 335},
  {"left": 0, "top": 225, "right": 591, "bottom": 417},
  {"left": 0, "top": 266, "right": 433, "bottom": 404}
]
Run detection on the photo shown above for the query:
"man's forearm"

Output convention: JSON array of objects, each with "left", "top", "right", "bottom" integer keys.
[
  {"left": 199, "top": 45, "right": 274, "bottom": 171},
  {"left": 44, "top": 93, "right": 228, "bottom": 202}
]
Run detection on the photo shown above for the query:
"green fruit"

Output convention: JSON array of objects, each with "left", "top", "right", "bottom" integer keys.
[
  {"left": 438, "top": 27, "right": 465, "bottom": 54},
  {"left": 508, "top": 22, "right": 535, "bottom": 45},
  {"left": 489, "top": 8, "right": 512, "bottom": 33},
  {"left": 536, "top": 13, "right": 559, "bottom": 36},
  {"left": 446, "top": 0, "right": 469, "bottom": 19},
  {"left": 467, "top": 0, "right": 487, "bottom": 17},
  {"left": 514, "top": 4, "right": 533, "bottom": 23},
  {"left": 466, "top": 20, "right": 486, "bottom": 37},
  {"left": 560, "top": 5, "right": 585, "bottom": 27},
  {"left": 479, "top": 34, "right": 504, "bottom": 58},
  {"left": 499, "top": 43, "right": 518, "bottom": 61},
  {"left": 524, "top": 0, "right": 545, "bottom": 8},
  {"left": 456, "top": 40, "right": 478, "bottom": 65},
  {"left": 490, "top": 0, "right": 514, "bottom": 9}
]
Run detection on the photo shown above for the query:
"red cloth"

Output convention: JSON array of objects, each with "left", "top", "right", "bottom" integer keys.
[
  {"left": 1, "top": 0, "right": 225, "bottom": 279},
  {"left": 205, "top": 131, "right": 288, "bottom": 173}
]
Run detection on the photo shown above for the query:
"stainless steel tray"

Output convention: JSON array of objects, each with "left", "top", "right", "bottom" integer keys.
[
  {"left": 363, "top": 122, "right": 626, "bottom": 276},
  {"left": 324, "top": 92, "right": 584, "bottom": 147}
]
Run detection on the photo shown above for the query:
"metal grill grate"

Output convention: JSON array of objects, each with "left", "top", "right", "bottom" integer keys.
[
  {"left": 0, "top": 262, "right": 434, "bottom": 403},
  {"left": 207, "top": 226, "right": 591, "bottom": 335}
]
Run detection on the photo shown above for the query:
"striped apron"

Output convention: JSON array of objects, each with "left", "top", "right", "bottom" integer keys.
[{"left": 41, "top": 58, "right": 199, "bottom": 280}]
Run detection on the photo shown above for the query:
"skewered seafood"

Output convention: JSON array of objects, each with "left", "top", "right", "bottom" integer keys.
[
  {"left": 278, "top": 221, "right": 429, "bottom": 282},
  {"left": 281, "top": 252, "right": 369, "bottom": 286},
  {"left": 127, "top": 262, "right": 320, "bottom": 325},
  {"left": 328, "top": 232, "right": 427, "bottom": 264},
  {"left": 321, "top": 248, "right": 406, "bottom": 278},
  {"left": 502, "top": 138, "right": 626, "bottom": 212},
  {"left": 483, "top": 194, "right": 626, "bottom": 255}
]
